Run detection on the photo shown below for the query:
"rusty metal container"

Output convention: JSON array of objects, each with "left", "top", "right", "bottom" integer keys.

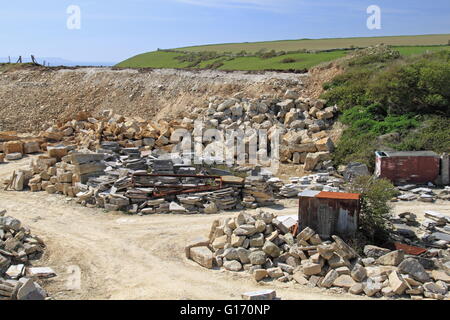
[
  {"left": 375, "top": 151, "right": 440, "bottom": 185},
  {"left": 298, "top": 191, "right": 361, "bottom": 239}
]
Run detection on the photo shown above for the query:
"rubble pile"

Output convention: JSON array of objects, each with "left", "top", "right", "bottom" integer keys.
[
  {"left": 390, "top": 210, "right": 450, "bottom": 249},
  {"left": 279, "top": 173, "right": 344, "bottom": 198},
  {"left": 396, "top": 185, "right": 450, "bottom": 202},
  {"left": 0, "top": 210, "right": 53, "bottom": 300},
  {"left": 1, "top": 90, "right": 339, "bottom": 172},
  {"left": 187, "top": 210, "right": 450, "bottom": 300}
]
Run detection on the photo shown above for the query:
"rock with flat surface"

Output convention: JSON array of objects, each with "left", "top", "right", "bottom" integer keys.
[
  {"left": 302, "top": 262, "right": 322, "bottom": 276},
  {"left": 190, "top": 246, "right": 214, "bottom": 269},
  {"left": 16, "top": 278, "right": 46, "bottom": 300},
  {"left": 423, "top": 282, "right": 448, "bottom": 295},
  {"left": 389, "top": 271, "right": 408, "bottom": 295},
  {"left": 249, "top": 251, "right": 267, "bottom": 265},
  {"left": 254, "top": 269, "right": 268, "bottom": 281},
  {"left": 377, "top": 250, "right": 404, "bottom": 266},
  {"left": 363, "top": 245, "right": 391, "bottom": 259},
  {"left": 262, "top": 241, "right": 281, "bottom": 258},
  {"left": 223, "top": 260, "right": 242, "bottom": 272},
  {"left": 242, "top": 289, "right": 276, "bottom": 301},
  {"left": 398, "top": 258, "right": 431, "bottom": 283},
  {"left": 321, "top": 269, "right": 339, "bottom": 288},
  {"left": 349, "top": 283, "right": 364, "bottom": 295},
  {"left": 351, "top": 264, "right": 367, "bottom": 282},
  {"left": 333, "top": 275, "right": 356, "bottom": 289}
]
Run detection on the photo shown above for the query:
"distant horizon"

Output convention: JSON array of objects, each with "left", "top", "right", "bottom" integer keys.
[{"left": 2, "top": 32, "right": 450, "bottom": 67}]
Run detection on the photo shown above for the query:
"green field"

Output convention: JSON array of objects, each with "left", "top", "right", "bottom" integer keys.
[
  {"left": 117, "top": 34, "right": 450, "bottom": 71},
  {"left": 178, "top": 34, "right": 450, "bottom": 53}
]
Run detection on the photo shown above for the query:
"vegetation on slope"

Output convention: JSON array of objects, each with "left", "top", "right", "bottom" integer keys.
[
  {"left": 322, "top": 46, "right": 450, "bottom": 169},
  {"left": 117, "top": 45, "right": 450, "bottom": 71}
]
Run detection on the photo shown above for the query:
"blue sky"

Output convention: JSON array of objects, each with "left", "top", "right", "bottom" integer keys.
[{"left": 1, "top": 0, "right": 449, "bottom": 63}]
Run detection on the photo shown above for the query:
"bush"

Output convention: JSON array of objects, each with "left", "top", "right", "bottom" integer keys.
[
  {"left": 396, "top": 116, "right": 450, "bottom": 152},
  {"left": 281, "top": 58, "right": 296, "bottom": 63},
  {"left": 323, "top": 49, "right": 450, "bottom": 116},
  {"left": 346, "top": 176, "right": 398, "bottom": 245}
]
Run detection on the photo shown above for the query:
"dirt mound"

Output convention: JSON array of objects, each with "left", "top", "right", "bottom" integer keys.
[{"left": 0, "top": 66, "right": 309, "bottom": 132}]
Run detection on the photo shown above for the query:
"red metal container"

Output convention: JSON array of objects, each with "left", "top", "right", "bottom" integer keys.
[{"left": 375, "top": 151, "right": 440, "bottom": 185}]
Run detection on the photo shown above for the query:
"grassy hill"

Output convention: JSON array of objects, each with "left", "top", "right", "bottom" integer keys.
[
  {"left": 117, "top": 34, "right": 450, "bottom": 71},
  {"left": 178, "top": 34, "right": 450, "bottom": 53}
]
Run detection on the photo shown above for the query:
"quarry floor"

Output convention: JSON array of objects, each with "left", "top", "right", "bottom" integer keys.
[{"left": 1, "top": 157, "right": 449, "bottom": 300}]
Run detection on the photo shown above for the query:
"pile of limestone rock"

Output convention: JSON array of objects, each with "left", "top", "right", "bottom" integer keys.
[
  {"left": 186, "top": 210, "right": 450, "bottom": 300},
  {"left": 0, "top": 90, "right": 338, "bottom": 173},
  {"left": 0, "top": 210, "right": 54, "bottom": 300}
]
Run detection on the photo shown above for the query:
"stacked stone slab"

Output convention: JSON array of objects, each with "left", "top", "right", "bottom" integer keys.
[
  {"left": 0, "top": 210, "right": 51, "bottom": 300},
  {"left": 187, "top": 211, "right": 450, "bottom": 300}
]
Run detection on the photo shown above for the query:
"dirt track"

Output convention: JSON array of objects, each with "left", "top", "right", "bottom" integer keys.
[
  {"left": 2, "top": 157, "right": 448, "bottom": 300},
  {"left": 0, "top": 157, "right": 367, "bottom": 300}
]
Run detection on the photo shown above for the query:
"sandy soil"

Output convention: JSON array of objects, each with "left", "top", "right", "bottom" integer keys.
[{"left": 1, "top": 157, "right": 448, "bottom": 300}]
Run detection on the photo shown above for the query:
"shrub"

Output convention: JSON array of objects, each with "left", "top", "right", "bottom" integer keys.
[
  {"left": 281, "top": 58, "right": 296, "bottom": 63},
  {"left": 346, "top": 176, "right": 398, "bottom": 245}
]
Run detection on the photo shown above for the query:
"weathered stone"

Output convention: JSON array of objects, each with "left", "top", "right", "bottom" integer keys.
[
  {"left": 262, "top": 241, "right": 281, "bottom": 258},
  {"left": 254, "top": 269, "right": 268, "bottom": 281},
  {"left": 351, "top": 264, "right": 367, "bottom": 282},
  {"left": 223, "top": 248, "right": 239, "bottom": 261},
  {"left": 212, "top": 235, "right": 228, "bottom": 250},
  {"left": 6, "top": 152, "right": 23, "bottom": 160},
  {"left": 5, "top": 264, "right": 25, "bottom": 279},
  {"left": 297, "top": 227, "right": 315, "bottom": 242},
  {"left": 423, "top": 282, "right": 447, "bottom": 295},
  {"left": 317, "top": 244, "right": 335, "bottom": 260},
  {"left": 231, "top": 235, "right": 245, "bottom": 247},
  {"left": 16, "top": 278, "right": 46, "bottom": 300},
  {"left": 335, "top": 266, "right": 351, "bottom": 276},
  {"left": 363, "top": 279, "right": 382, "bottom": 297},
  {"left": 349, "top": 283, "right": 364, "bottom": 295},
  {"left": 398, "top": 258, "right": 431, "bottom": 283},
  {"left": 190, "top": 246, "right": 214, "bottom": 269},
  {"left": 267, "top": 267, "right": 284, "bottom": 279},
  {"left": 363, "top": 245, "right": 391, "bottom": 259},
  {"left": 328, "top": 254, "right": 350, "bottom": 269},
  {"left": 332, "top": 235, "right": 358, "bottom": 260},
  {"left": 223, "top": 260, "right": 242, "bottom": 272},
  {"left": 431, "top": 270, "right": 450, "bottom": 283},
  {"left": 249, "top": 251, "right": 267, "bottom": 265},
  {"left": 254, "top": 220, "right": 266, "bottom": 233},
  {"left": 333, "top": 275, "right": 356, "bottom": 289},
  {"left": 377, "top": 250, "right": 404, "bottom": 266},
  {"left": 234, "top": 224, "right": 257, "bottom": 236},
  {"left": 321, "top": 269, "right": 339, "bottom": 288},
  {"left": 293, "top": 272, "right": 309, "bottom": 285},
  {"left": 249, "top": 233, "right": 265, "bottom": 247},
  {"left": 237, "top": 248, "right": 250, "bottom": 264},
  {"left": 242, "top": 289, "right": 276, "bottom": 301},
  {"left": 26, "top": 267, "right": 56, "bottom": 278},
  {"left": 302, "top": 262, "right": 322, "bottom": 276},
  {"left": 381, "top": 286, "right": 395, "bottom": 297},
  {"left": 389, "top": 271, "right": 408, "bottom": 295}
]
